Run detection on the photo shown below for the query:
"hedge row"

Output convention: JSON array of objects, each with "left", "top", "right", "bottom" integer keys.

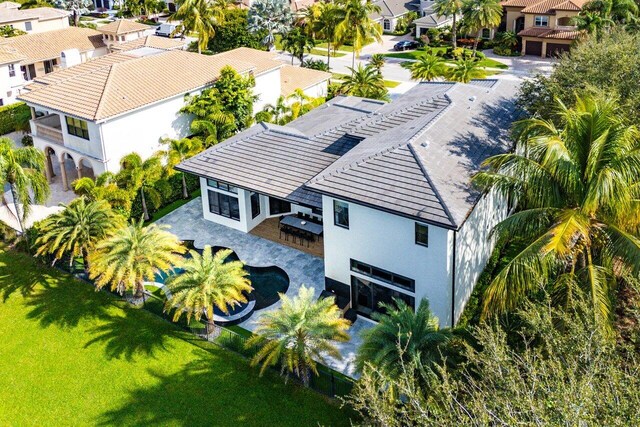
[
  {"left": 129, "top": 173, "right": 200, "bottom": 220},
  {"left": 0, "top": 102, "right": 31, "bottom": 136}
]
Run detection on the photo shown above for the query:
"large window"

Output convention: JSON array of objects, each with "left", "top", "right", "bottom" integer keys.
[
  {"left": 350, "top": 259, "right": 415, "bottom": 292},
  {"left": 250, "top": 192, "right": 260, "bottom": 219},
  {"left": 8, "top": 64, "right": 15, "bottom": 77},
  {"left": 269, "top": 197, "right": 291, "bottom": 215},
  {"left": 534, "top": 15, "right": 549, "bottom": 27},
  {"left": 333, "top": 200, "right": 349, "bottom": 229},
  {"left": 44, "top": 59, "right": 56, "bottom": 74},
  {"left": 65, "top": 116, "right": 89, "bottom": 140},
  {"left": 415, "top": 223, "right": 428, "bottom": 247},
  {"left": 351, "top": 276, "right": 415, "bottom": 318},
  {"left": 208, "top": 189, "right": 240, "bottom": 221},
  {"left": 206, "top": 179, "right": 237, "bottom": 193},
  {"left": 24, "top": 21, "right": 32, "bottom": 31}
]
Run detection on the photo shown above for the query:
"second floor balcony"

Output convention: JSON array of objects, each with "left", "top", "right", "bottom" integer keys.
[{"left": 32, "top": 114, "right": 63, "bottom": 145}]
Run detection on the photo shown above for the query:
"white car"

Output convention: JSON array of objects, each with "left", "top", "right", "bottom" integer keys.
[{"left": 155, "top": 23, "right": 180, "bottom": 38}]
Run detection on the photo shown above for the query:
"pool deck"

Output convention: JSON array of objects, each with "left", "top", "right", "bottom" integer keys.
[{"left": 156, "top": 198, "right": 370, "bottom": 377}]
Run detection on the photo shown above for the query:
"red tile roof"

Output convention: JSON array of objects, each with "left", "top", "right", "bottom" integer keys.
[{"left": 518, "top": 26, "right": 582, "bottom": 39}]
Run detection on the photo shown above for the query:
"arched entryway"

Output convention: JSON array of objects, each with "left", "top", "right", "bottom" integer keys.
[{"left": 76, "top": 158, "right": 96, "bottom": 181}]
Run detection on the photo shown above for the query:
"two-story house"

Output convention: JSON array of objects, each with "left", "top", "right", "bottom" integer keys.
[
  {"left": 502, "top": 0, "right": 586, "bottom": 57},
  {"left": 175, "top": 79, "right": 518, "bottom": 326},
  {"left": 18, "top": 47, "right": 330, "bottom": 191},
  {"left": 0, "top": 3, "right": 70, "bottom": 34},
  {"left": 0, "top": 46, "right": 25, "bottom": 106},
  {"left": 98, "top": 19, "right": 153, "bottom": 51}
]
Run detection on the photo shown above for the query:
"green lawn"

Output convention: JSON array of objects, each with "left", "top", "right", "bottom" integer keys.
[
  {"left": 331, "top": 73, "right": 401, "bottom": 88},
  {"left": 310, "top": 48, "right": 345, "bottom": 57},
  {"left": 384, "top": 49, "right": 509, "bottom": 69},
  {"left": 0, "top": 248, "right": 351, "bottom": 426}
]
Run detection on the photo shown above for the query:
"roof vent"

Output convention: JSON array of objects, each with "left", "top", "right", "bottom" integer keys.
[
  {"left": 421, "top": 140, "right": 429, "bottom": 148},
  {"left": 469, "top": 96, "right": 477, "bottom": 102}
]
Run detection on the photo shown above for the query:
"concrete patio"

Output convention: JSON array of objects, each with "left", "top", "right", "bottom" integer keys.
[{"left": 156, "top": 197, "right": 370, "bottom": 377}]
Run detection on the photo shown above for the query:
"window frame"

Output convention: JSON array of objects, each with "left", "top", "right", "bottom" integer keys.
[
  {"left": 333, "top": 200, "right": 349, "bottom": 229},
  {"left": 207, "top": 189, "right": 240, "bottom": 221},
  {"left": 350, "top": 259, "right": 415, "bottom": 292},
  {"left": 8, "top": 64, "right": 15, "bottom": 78},
  {"left": 268, "top": 197, "right": 291, "bottom": 216},
  {"left": 534, "top": 15, "right": 549, "bottom": 27},
  {"left": 250, "top": 192, "right": 261, "bottom": 219},
  {"left": 206, "top": 179, "right": 237, "bottom": 194},
  {"left": 65, "top": 116, "right": 89, "bottom": 140},
  {"left": 24, "top": 21, "right": 32, "bottom": 31},
  {"left": 415, "top": 223, "right": 429, "bottom": 247}
]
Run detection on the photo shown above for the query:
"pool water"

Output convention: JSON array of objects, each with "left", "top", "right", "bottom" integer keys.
[{"left": 154, "top": 246, "right": 290, "bottom": 316}]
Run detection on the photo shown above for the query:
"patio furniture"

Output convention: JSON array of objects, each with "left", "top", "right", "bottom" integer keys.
[{"left": 280, "top": 215, "right": 324, "bottom": 243}]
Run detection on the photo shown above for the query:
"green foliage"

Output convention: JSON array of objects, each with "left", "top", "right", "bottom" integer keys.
[
  {"left": 473, "top": 94, "right": 640, "bottom": 335},
  {"left": 347, "top": 297, "right": 640, "bottom": 425},
  {"left": 409, "top": 53, "right": 447, "bottom": 81},
  {"left": 281, "top": 26, "right": 315, "bottom": 64},
  {"left": 461, "top": 0, "right": 502, "bottom": 52},
  {"left": 117, "top": 152, "right": 168, "bottom": 221},
  {"left": 335, "top": 0, "right": 383, "bottom": 66},
  {"left": 393, "top": 11, "right": 417, "bottom": 34},
  {"left": 302, "top": 58, "right": 329, "bottom": 71},
  {"left": 518, "top": 31, "right": 640, "bottom": 122},
  {"left": 248, "top": 0, "right": 293, "bottom": 51},
  {"left": 256, "top": 89, "right": 325, "bottom": 125},
  {"left": 246, "top": 286, "right": 351, "bottom": 386},
  {"left": 182, "top": 66, "right": 256, "bottom": 132},
  {"left": 158, "top": 137, "right": 203, "bottom": 199},
  {"left": 447, "top": 57, "right": 487, "bottom": 82},
  {"left": 128, "top": 172, "right": 199, "bottom": 221},
  {"left": 0, "top": 24, "right": 27, "bottom": 37},
  {"left": 72, "top": 172, "right": 133, "bottom": 217},
  {"left": 207, "top": 8, "right": 265, "bottom": 53},
  {"left": 164, "top": 246, "right": 252, "bottom": 325},
  {"left": 338, "top": 63, "right": 389, "bottom": 100},
  {"left": 170, "top": 0, "right": 225, "bottom": 53},
  {"left": 0, "top": 102, "right": 31, "bottom": 135},
  {"left": 433, "top": 0, "right": 462, "bottom": 47}
]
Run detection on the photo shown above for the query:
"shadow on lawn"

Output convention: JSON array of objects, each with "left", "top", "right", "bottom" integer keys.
[{"left": 0, "top": 254, "right": 56, "bottom": 302}]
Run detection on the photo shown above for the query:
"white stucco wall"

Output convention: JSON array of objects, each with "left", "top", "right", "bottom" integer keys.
[
  {"left": 453, "top": 189, "right": 508, "bottom": 323},
  {"left": 302, "top": 81, "right": 328, "bottom": 99},
  {"left": 322, "top": 195, "right": 454, "bottom": 325},
  {"left": 9, "top": 16, "right": 69, "bottom": 33},
  {"left": 253, "top": 68, "right": 282, "bottom": 112},
  {"left": 0, "top": 62, "right": 25, "bottom": 106},
  {"left": 200, "top": 179, "right": 258, "bottom": 233}
]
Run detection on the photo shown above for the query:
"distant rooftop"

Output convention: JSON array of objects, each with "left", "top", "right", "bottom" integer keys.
[
  {"left": 109, "top": 34, "right": 187, "bottom": 52},
  {"left": 0, "top": 5, "right": 69, "bottom": 24},
  {"left": 98, "top": 19, "right": 151, "bottom": 35},
  {"left": 179, "top": 80, "right": 520, "bottom": 229}
]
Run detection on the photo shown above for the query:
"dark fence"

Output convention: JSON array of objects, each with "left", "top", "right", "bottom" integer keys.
[{"left": 45, "top": 255, "right": 354, "bottom": 399}]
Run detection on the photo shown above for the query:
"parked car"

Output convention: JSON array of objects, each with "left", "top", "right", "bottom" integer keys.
[
  {"left": 156, "top": 23, "right": 180, "bottom": 38},
  {"left": 393, "top": 40, "right": 420, "bottom": 51}
]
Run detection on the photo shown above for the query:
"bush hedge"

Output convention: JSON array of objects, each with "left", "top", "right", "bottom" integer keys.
[
  {"left": 0, "top": 102, "right": 31, "bottom": 136},
  {"left": 129, "top": 173, "right": 199, "bottom": 220}
]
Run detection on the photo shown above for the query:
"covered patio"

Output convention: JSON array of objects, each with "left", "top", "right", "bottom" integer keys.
[
  {"left": 156, "top": 197, "right": 370, "bottom": 376},
  {"left": 250, "top": 216, "right": 324, "bottom": 258}
]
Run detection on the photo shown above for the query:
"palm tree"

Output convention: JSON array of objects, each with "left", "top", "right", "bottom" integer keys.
[
  {"left": 159, "top": 137, "right": 203, "bottom": 199},
  {"left": 287, "top": 89, "right": 324, "bottom": 120},
  {"left": 461, "top": 0, "right": 503, "bottom": 53},
  {"left": 89, "top": 220, "right": 186, "bottom": 301},
  {"left": 496, "top": 30, "right": 518, "bottom": 49},
  {"left": 164, "top": 246, "right": 252, "bottom": 336},
  {"left": 472, "top": 95, "right": 640, "bottom": 335},
  {"left": 446, "top": 58, "right": 487, "bottom": 83},
  {"left": 335, "top": 0, "right": 383, "bottom": 69},
  {"left": 257, "top": 95, "right": 293, "bottom": 124},
  {"left": 355, "top": 298, "right": 451, "bottom": 375},
  {"left": 117, "top": 153, "right": 166, "bottom": 221},
  {"left": 247, "top": 286, "right": 351, "bottom": 386},
  {"left": 171, "top": 0, "right": 226, "bottom": 54},
  {"left": 314, "top": 1, "right": 341, "bottom": 68},
  {"left": 72, "top": 172, "right": 133, "bottom": 216},
  {"left": 248, "top": 0, "right": 293, "bottom": 51},
  {"left": 0, "top": 137, "right": 49, "bottom": 240},
  {"left": 409, "top": 53, "right": 448, "bottom": 81},
  {"left": 300, "top": 2, "right": 322, "bottom": 39},
  {"left": 369, "top": 53, "right": 386, "bottom": 74},
  {"left": 573, "top": 11, "right": 613, "bottom": 39},
  {"left": 281, "top": 27, "right": 315, "bottom": 65},
  {"left": 35, "top": 197, "right": 124, "bottom": 273},
  {"left": 433, "top": 0, "right": 463, "bottom": 48},
  {"left": 339, "top": 63, "right": 388, "bottom": 100},
  {"left": 190, "top": 113, "right": 236, "bottom": 147}
]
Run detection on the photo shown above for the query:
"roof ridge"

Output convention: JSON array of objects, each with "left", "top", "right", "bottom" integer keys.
[{"left": 93, "top": 63, "right": 118, "bottom": 120}]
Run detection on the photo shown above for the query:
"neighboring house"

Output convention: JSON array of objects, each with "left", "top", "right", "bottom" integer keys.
[
  {"left": 108, "top": 34, "right": 187, "bottom": 52},
  {"left": 502, "top": 0, "right": 585, "bottom": 56},
  {"left": 414, "top": 0, "right": 454, "bottom": 37},
  {"left": 371, "top": 0, "right": 420, "bottom": 32},
  {"left": 176, "top": 80, "right": 519, "bottom": 327},
  {"left": 97, "top": 19, "right": 152, "bottom": 49},
  {"left": 0, "top": 46, "right": 25, "bottom": 106},
  {"left": 0, "top": 27, "right": 107, "bottom": 84},
  {"left": 0, "top": 5, "right": 70, "bottom": 34},
  {"left": 18, "top": 47, "right": 330, "bottom": 190}
]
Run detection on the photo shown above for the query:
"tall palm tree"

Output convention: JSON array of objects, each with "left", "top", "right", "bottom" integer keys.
[
  {"left": 281, "top": 27, "right": 315, "bottom": 65},
  {"left": 300, "top": 2, "right": 322, "bottom": 38},
  {"left": 171, "top": 0, "right": 226, "bottom": 54},
  {"left": 335, "top": 0, "right": 383, "bottom": 69},
  {"left": 89, "top": 220, "right": 186, "bottom": 301},
  {"left": 314, "top": 1, "right": 341, "bottom": 68},
  {"left": 433, "top": 0, "right": 463, "bottom": 48},
  {"left": 0, "top": 137, "right": 49, "bottom": 240},
  {"left": 248, "top": 0, "right": 293, "bottom": 51},
  {"left": 164, "top": 246, "right": 252, "bottom": 336},
  {"left": 472, "top": 95, "right": 640, "bottom": 335},
  {"left": 355, "top": 298, "right": 451, "bottom": 375},
  {"left": 339, "top": 63, "right": 388, "bottom": 100},
  {"left": 117, "top": 153, "right": 166, "bottom": 221},
  {"left": 190, "top": 113, "right": 236, "bottom": 147},
  {"left": 461, "top": 0, "right": 502, "bottom": 53},
  {"left": 72, "top": 172, "right": 133, "bottom": 216},
  {"left": 35, "top": 197, "right": 124, "bottom": 273},
  {"left": 446, "top": 58, "right": 486, "bottom": 83},
  {"left": 247, "top": 286, "right": 351, "bottom": 386},
  {"left": 159, "top": 137, "right": 203, "bottom": 199},
  {"left": 369, "top": 53, "right": 386, "bottom": 74},
  {"left": 573, "top": 11, "right": 613, "bottom": 39},
  {"left": 409, "top": 53, "right": 448, "bottom": 81}
]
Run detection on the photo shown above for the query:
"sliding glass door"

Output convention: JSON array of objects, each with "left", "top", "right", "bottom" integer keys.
[{"left": 351, "top": 276, "right": 415, "bottom": 318}]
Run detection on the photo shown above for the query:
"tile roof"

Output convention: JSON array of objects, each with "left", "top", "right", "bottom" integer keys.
[
  {"left": 280, "top": 65, "right": 330, "bottom": 96},
  {"left": 179, "top": 80, "right": 520, "bottom": 229},
  {"left": 0, "top": 2, "right": 21, "bottom": 9},
  {"left": 109, "top": 35, "right": 187, "bottom": 52},
  {"left": 98, "top": 19, "right": 151, "bottom": 35},
  {"left": 521, "top": 0, "right": 587, "bottom": 13},
  {"left": 414, "top": 11, "right": 452, "bottom": 26},
  {"left": 0, "top": 6, "right": 69, "bottom": 24},
  {"left": 518, "top": 26, "right": 581, "bottom": 39},
  {"left": 501, "top": 0, "right": 544, "bottom": 8},
  {"left": 371, "top": 0, "right": 419, "bottom": 18},
  {"left": 212, "top": 47, "right": 283, "bottom": 76},
  {"left": 0, "top": 45, "right": 25, "bottom": 65},
  {"left": 0, "top": 27, "right": 105, "bottom": 64},
  {"left": 18, "top": 47, "right": 283, "bottom": 122}
]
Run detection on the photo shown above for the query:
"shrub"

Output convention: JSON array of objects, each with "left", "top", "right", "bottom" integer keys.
[
  {"left": 21, "top": 134, "right": 33, "bottom": 147},
  {"left": 129, "top": 173, "right": 199, "bottom": 220},
  {"left": 0, "top": 102, "right": 31, "bottom": 136},
  {"left": 302, "top": 59, "right": 329, "bottom": 71}
]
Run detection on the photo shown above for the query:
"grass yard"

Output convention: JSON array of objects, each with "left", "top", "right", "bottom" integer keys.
[
  {"left": 0, "top": 248, "right": 352, "bottom": 426},
  {"left": 384, "top": 49, "right": 509, "bottom": 69},
  {"left": 310, "top": 48, "right": 345, "bottom": 57}
]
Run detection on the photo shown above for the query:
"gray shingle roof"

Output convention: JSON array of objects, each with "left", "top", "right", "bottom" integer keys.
[
  {"left": 371, "top": 0, "right": 419, "bottom": 18},
  {"left": 178, "top": 80, "right": 520, "bottom": 230}
]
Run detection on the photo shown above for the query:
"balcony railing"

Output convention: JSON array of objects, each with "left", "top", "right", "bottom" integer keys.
[{"left": 32, "top": 114, "right": 63, "bottom": 144}]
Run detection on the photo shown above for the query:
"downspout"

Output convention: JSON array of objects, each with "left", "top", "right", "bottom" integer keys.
[
  {"left": 451, "top": 230, "right": 457, "bottom": 328},
  {"left": 98, "top": 124, "right": 108, "bottom": 172}
]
